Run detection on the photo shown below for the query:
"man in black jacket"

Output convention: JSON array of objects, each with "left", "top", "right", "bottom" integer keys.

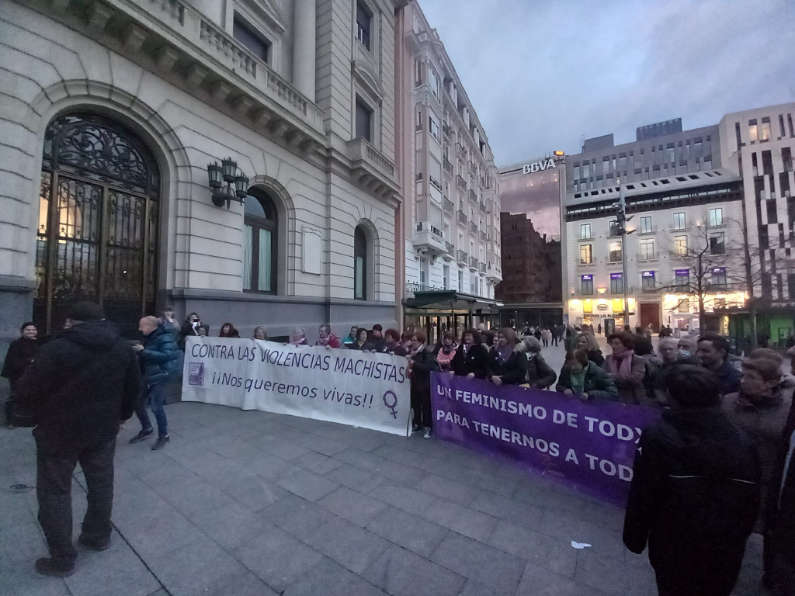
[
  {"left": 623, "top": 363, "right": 760, "bottom": 596},
  {"left": 16, "top": 302, "right": 141, "bottom": 577},
  {"left": 765, "top": 400, "right": 795, "bottom": 594}
]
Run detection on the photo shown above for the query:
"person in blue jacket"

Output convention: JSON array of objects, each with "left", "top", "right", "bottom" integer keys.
[{"left": 129, "top": 316, "right": 180, "bottom": 450}]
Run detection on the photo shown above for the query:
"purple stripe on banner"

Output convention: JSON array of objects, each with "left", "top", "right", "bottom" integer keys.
[{"left": 431, "top": 372, "right": 661, "bottom": 506}]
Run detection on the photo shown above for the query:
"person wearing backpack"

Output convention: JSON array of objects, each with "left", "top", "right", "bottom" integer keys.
[
  {"left": 129, "top": 316, "right": 180, "bottom": 450},
  {"left": 623, "top": 363, "right": 761, "bottom": 596}
]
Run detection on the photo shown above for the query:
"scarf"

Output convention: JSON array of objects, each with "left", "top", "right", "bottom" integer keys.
[
  {"left": 607, "top": 350, "right": 634, "bottom": 379},
  {"left": 569, "top": 365, "right": 586, "bottom": 395}
]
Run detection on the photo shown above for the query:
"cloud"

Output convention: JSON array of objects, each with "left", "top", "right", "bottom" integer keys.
[{"left": 418, "top": 0, "right": 795, "bottom": 165}]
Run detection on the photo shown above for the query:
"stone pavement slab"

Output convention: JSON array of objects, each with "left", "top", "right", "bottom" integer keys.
[{"left": 0, "top": 401, "right": 766, "bottom": 596}]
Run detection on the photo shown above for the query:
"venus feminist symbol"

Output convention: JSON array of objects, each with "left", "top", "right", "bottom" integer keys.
[{"left": 382, "top": 390, "right": 398, "bottom": 419}]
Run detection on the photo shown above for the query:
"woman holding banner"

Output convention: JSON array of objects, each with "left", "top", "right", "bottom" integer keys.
[
  {"left": 451, "top": 329, "right": 489, "bottom": 379},
  {"left": 408, "top": 331, "right": 439, "bottom": 438},
  {"left": 488, "top": 328, "right": 527, "bottom": 386},
  {"left": 556, "top": 349, "right": 618, "bottom": 400}
]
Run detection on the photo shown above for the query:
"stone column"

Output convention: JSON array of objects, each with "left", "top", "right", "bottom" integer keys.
[{"left": 293, "top": 0, "right": 316, "bottom": 100}]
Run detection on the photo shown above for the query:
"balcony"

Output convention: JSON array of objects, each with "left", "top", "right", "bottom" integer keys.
[
  {"left": 468, "top": 189, "right": 478, "bottom": 203},
  {"left": 479, "top": 200, "right": 487, "bottom": 212},
  {"left": 413, "top": 221, "right": 446, "bottom": 256},
  {"left": 469, "top": 256, "right": 480, "bottom": 271},
  {"left": 456, "top": 174, "right": 467, "bottom": 190},
  {"left": 346, "top": 138, "right": 399, "bottom": 197},
  {"left": 445, "top": 241, "right": 454, "bottom": 255},
  {"left": 479, "top": 263, "right": 486, "bottom": 274},
  {"left": 636, "top": 226, "right": 658, "bottom": 236},
  {"left": 429, "top": 175, "right": 443, "bottom": 192},
  {"left": 480, "top": 231, "right": 488, "bottom": 241},
  {"left": 487, "top": 262, "right": 502, "bottom": 282},
  {"left": 470, "top": 222, "right": 478, "bottom": 234},
  {"left": 52, "top": 0, "right": 327, "bottom": 144},
  {"left": 457, "top": 250, "right": 468, "bottom": 265},
  {"left": 457, "top": 210, "right": 468, "bottom": 224},
  {"left": 443, "top": 158, "right": 453, "bottom": 173},
  {"left": 443, "top": 197, "right": 455, "bottom": 212}
]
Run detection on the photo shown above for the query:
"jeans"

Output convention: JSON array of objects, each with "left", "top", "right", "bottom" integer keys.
[
  {"left": 35, "top": 436, "right": 116, "bottom": 565},
  {"left": 135, "top": 383, "right": 168, "bottom": 437}
]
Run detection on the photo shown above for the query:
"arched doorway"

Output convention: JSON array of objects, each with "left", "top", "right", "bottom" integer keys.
[{"left": 34, "top": 113, "right": 161, "bottom": 336}]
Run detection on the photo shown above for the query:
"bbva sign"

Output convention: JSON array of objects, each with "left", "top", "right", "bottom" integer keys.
[{"left": 522, "top": 159, "right": 557, "bottom": 174}]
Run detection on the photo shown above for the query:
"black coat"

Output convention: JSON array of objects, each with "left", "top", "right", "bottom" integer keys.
[
  {"left": 525, "top": 353, "right": 557, "bottom": 389},
  {"left": 623, "top": 407, "right": 760, "bottom": 593},
  {"left": 140, "top": 325, "right": 181, "bottom": 385},
  {"left": 1, "top": 337, "right": 39, "bottom": 390},
  {"left": 410, "top": 347, "right": 439, "bottom": 404},
  {"left": 766, "top": 400, "right": 795, "bottom": 575},
  {"left": 488, "top": 348, "right": 527, "bottom": 385},
  {"left": 16, "top": 320, "right": 141, "bottom": 453},
  {"left": 450, "top": 343, "right": 489, "bottom": 379}
]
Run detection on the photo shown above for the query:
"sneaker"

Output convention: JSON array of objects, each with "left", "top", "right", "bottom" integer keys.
[
  {"left": 151, "top": 435, "right": 170, "bottom": 451},
  {"left": 129, "top": 428, "right": 153, "bottom": 444},
  {"left": 78, "top": 534, "right": 110, "bottom": 551},
  {"left": 423, "top": 428, "right": 432, "bottom": 439},
  {"left": 35, "top": 558, "right": 75, "bottom": 577}
]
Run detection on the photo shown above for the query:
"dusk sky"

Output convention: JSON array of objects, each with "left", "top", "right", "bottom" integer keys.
[{"left": 419, "top": 0, "right": 795, "bottom": 166}]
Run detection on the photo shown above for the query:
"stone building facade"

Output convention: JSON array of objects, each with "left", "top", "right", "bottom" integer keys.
[
  {"left": 0, "top": 0, "right": 402, "bottom": 344},
  {"left": 394, "top": 1, "right": 501, "bottom": 342}
]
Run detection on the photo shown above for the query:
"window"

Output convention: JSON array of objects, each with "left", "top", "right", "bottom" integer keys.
[
  {"left": 428, "top": 115, "right": 440, "bottom": 140},
  {"left": 767, "top": 198, "right": 778, "bottom": 223},
  {"left": 458, "top": 268, "right": 463, "bottom": 292},
  {"left": 709, "top": 232, "right": 725, "bottom": 255},
  {"left": 675, "top": 269, "right": 690, "bottom": 288},
  {"left": 579, "top": 223, "right": 591, "bottom": 239},
  {"left": 672, "top": 212, "right": 685, "bottom": 230},
  {"left": 749, "top": 119, "right": 758, "bottom": 142},
  {"left": 428, "top": 67, "right": 440, "bottom": 97},
  {"left": 579, "top": 244, "right": 592, "bottom": 264},
  {"left": 708, "top": 208, "right": 723, "bottom": 228},
  {"left": 639, "top": 238, "right": 656, "bottom": 260},
  {"left": 610, "top": 273, "right": 623, "bottom": 294},
  {"left": 443, "top": 264, "right": 449, "bottom": 289},
  {"left": 608, "top": 219, "right": 621, "bottom": 236},
  {"left": 608, "top": 240, "right": 622, "bottom": 263},
  {"left": 760, "top": 117, "right": 771, "bottom": 142},
  {"left": 581, "top": 275, "right": 593, "bottom": 295},
  {"left": 674, "top": 235, "right": 688, "bottom": 256},
  {"left": 355, "top": 97, "right": 372, "bottom": 142},
  {"left": 354, "top": 225, "right": 367, "bottom": 300},
  {"left": 639, "top": 215, "right": 652, "bottom": 233},
  {"left": 233, "top": 15, "right": 270, "bottom": 62},
  {"left": 711, "top": 267, "right": 727, "bottom": 287},
  {"left": 356, "top": 1, "right": 372, "bottom": 50},
  {"left": 414, "top": 60, "right": 423, "bottom": 85},
  {"left": 243, "top": 191, "right": 277, "bottom": 293},
  {"left": 641, "top": 271, "right": 655, "bottom": 290},
  {"left": 415, "top": 108, "right": 422, "bottom": 130},
  {"left": 419, "top": 256, "right": 428, "bottom": 285}
]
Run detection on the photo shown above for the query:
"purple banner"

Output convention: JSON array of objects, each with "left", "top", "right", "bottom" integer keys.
[{"left": 431, "top": 372, "right": 661, "bottom": 506}]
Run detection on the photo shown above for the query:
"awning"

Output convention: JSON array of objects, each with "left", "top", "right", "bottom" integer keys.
[{"left": 404, "top": 290, "right": 500, "bottom": 314}]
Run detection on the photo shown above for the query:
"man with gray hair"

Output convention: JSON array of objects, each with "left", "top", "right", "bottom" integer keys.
[{"left": 129, "top": 315, "right": 180, "bottom": 450}]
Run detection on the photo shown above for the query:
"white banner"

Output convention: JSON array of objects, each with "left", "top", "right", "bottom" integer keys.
[{"left": 181, "top": 337, "right": 411, "bottom": 436}]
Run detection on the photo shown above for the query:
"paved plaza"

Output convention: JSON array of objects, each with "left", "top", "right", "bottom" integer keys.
[{"left": 0, "top": 341, "right": 764, "bottom": 596}]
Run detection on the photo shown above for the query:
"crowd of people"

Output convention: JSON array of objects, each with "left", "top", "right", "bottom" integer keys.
[{"left": 2, "top": 306, "right": 794, "bottom": 593}]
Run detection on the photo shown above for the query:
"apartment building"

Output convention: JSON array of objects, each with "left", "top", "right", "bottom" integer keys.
[
  {"left": 0, "top": 0, "right": 402, "bottom": 344},
  {"left": 395, "top": 2, "right": 501, "bottom": 342}
]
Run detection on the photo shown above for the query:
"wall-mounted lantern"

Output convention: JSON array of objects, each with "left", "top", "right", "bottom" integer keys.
[{"left": 207, "top": 157, "right": 248, "bottom": 208}]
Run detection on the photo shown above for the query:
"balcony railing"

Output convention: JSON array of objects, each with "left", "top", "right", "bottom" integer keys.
[
  {"left": 413, "top": 222, "right": 446, "bottom": 255},
  {"left": 470, "top": 256, "right": 479, "bottom": 269},
  {"left": 429, "top": 175, "right": 442, "bottom": 191},
  {"left": 443, "top": 197, "right": 455, "bottom": 212},
  {"left": 480, "top": 231, "right": 488, "bottom": 241},
  {"left": 479, "top": 263, "right": 486, "bottom": 273},
  {"left": 470, "top": 222, "right": 478, "bottom": 234},
  {"left": 443, "top": 158, "right": 453, "bottom": 173},
  {"left": 445, "top": 241, "right": 454, "bottom": 254},
  {"left": 456, "top": 174, "right": 467, "bottom": 189},
  {"left": 457, "top": 210, "right": 468, "bottom": 224},
  {"left": 468, "top": 189, "right": 478, "bottom": 203},
  {"left": 636, "top": 226, "right": 658, "bottom": 235},
  {"left": 457, "top": 250, "right": 468, "bottom": 265},
  {"left": 416, "top": 221, "right": 443, "bottom": 238}
]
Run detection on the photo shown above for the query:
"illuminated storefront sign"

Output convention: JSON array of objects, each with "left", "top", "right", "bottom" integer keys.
[{"left": 522, "top": 158, "right": 557, "bottom": 174}]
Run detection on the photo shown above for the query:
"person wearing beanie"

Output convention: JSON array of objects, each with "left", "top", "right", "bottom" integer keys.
[{"left": 16, "top": 302, "right": 142, "bottom": 577}]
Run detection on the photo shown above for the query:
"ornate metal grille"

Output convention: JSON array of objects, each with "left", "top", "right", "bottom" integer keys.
[{"left": 35, "top": 113, "right": 160, "bottom": 335}]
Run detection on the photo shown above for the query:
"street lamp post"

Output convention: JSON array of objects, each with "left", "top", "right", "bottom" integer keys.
[{"left": 616, "top": 181, "right": 631, "bottom": 329}]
